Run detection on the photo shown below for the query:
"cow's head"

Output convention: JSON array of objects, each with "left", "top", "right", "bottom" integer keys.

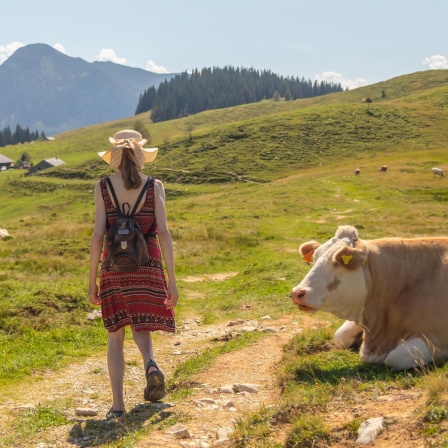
[{"left": 290, "top": 225, "right": 369, "bottom": 321}]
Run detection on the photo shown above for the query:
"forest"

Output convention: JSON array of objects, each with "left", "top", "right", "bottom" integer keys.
[
  {"left": 0, "top": 124, "right": 45, "bottom": 148},
  {"left": 135, "top": 66, "right": 343, "bottom": 122}
]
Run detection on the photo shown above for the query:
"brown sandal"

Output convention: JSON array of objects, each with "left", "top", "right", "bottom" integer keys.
[{"left": 144, "top": 360, "right": 166, "bottom": 402}]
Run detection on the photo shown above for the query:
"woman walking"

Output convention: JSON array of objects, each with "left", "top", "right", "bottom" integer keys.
[{"left": 88, "top": 130, "right": 178, "bottom": 419}]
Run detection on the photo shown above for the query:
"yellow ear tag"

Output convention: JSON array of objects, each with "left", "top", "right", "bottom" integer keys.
[{"left": 342, "top": 255, "right": 352, "bottom": 265}]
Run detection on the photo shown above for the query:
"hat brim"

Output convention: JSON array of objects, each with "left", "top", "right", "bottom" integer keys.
[{"left": 98, "top": 147, "right": 158, "bottom": 165}]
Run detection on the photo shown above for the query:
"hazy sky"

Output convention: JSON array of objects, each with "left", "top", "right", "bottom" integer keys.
[{"left": 1, "top": 0, "right": 447, "bottom": 89}]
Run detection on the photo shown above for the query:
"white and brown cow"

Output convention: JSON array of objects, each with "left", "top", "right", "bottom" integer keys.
[
  {"left": 379, "top": 165, "right": 388, "bottom": 173},
  {"left": 291, "top": 225, "right": 448, "bottom": 370}
]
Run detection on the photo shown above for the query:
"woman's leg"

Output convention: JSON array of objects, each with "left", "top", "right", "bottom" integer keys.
[
  {"left": 131, "top": 328, "right": 165, "bottom": 402},
  {"left": 130, "top": 327, "right": 157, "bottom": 372},
  {"left": 107, "top": 327, "right": 126, "bottom": 411}
]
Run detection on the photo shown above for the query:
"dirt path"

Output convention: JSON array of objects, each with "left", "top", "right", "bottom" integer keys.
[
  {"left": 0, "top": 314, "right": 317, "bottom": 447},
  {"left": 0, "top": 311, "right": 439, "bottom": 448}
]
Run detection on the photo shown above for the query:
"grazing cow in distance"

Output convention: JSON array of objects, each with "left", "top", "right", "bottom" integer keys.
[
  {"left": 290, "top": 225, "right": 448, "bottom": 370},
  {"left": 432, "top": 167, "right": 445, "bottom": 178},
  {"left": 354, "top": 168, "right": 360, "bottom": 176},
  {"left": 379, "top": 165, "right": 388, "bottom": 173}
]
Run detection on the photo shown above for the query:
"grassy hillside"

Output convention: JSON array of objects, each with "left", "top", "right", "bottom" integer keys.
[
  {"left": 1, "top": 69, "right": 448, "bottom": 184},
  {"left": 1, "top": 69, "right": 448, "bottom": 446}
]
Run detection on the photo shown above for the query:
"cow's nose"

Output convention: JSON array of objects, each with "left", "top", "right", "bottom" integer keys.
[{"left": 290, "top": 288, "right": 307, "bottom": 303}]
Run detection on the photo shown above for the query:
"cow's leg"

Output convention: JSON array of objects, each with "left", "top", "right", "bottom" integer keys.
[
  {"left": 359, "top": 342, "right": 386, "bottom": 364},
  {"left": 384, "top": 338, "right": 433, "bottom": 370},
  {"left": 334, "top": 320, "right": 363, "bottom": 349}
]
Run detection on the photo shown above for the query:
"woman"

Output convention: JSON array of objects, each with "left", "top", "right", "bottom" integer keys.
[{"left": 88, "top": 130, "right": 178, "bottom": 419}]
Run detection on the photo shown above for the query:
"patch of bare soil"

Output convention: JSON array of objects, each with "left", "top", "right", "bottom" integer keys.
[
  {"left": 321, "top": 389, "right": 427, "bottom": 448},
  {"left": 181, "top": 273, "right": 239, "bottom": 283}
]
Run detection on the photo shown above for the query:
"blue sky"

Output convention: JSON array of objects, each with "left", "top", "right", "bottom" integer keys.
[{"left": 1, "top": 0, "right": 447, "bottom": 89}]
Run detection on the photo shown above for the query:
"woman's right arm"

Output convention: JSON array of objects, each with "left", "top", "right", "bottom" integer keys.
[{"left": 88, "top": 181, "right": 106, "bottom": 306}]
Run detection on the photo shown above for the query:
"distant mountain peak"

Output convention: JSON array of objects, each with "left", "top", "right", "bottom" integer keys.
[{"left": 0, "top": 43, "right": 176, "bottom": 135}]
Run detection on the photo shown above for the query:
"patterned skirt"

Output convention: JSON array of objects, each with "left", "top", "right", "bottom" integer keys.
[{"left": 99, "top": 243, "right": 175, "bottom": 333}]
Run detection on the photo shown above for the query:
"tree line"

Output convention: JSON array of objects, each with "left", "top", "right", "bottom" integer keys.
[
  {"left": 0, "top": 125, "right": 46, "bottom": 148},
  {"left": 135, "top": 66, "right": 344, "bottom": 122}
]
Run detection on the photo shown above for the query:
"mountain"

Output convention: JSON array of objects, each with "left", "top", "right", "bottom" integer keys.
[{"left": 0, "top": 43, "right": 175, "bottom": 135}]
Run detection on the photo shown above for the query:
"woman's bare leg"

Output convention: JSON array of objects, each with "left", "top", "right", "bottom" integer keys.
[
  {"left": 107, "top": 327, "right": 126, "bottom": 411},
  {"left": 130, "top": 328, "right": 158, "bottom": 372}
]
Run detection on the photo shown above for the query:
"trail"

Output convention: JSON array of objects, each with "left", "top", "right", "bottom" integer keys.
[
  {"left": 0, "top": 314, "right": 317, "bottom": 447},
  {"left": 0, "top": 312, "right": 434, "bottom": 448}
]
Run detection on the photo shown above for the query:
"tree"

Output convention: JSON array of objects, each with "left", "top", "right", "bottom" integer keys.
[
  {"left": 185, "top": 123, "right": 196, "bottom": 140},
  {"left": 133, "top": 119, "right": 151, "bottom": 143},
  {"left": 272, "top": 91, "right": 280, "bottom": 102},
  {"left": 363, "top": 97, "right": 372, "bottom": 112}
]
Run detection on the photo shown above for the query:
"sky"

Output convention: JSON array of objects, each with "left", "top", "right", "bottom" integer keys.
[{"left": 1, "top": 0, "right": 448, "bottom": 90}]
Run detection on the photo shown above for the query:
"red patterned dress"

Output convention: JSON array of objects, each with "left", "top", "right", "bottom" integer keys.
[{"left": 99, "top": 177, "right": 175, "bottom": 333}]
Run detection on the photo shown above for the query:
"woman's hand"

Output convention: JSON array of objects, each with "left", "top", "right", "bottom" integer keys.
[
  {"left": 164, "top": 283, "right": 179, "bottom": 309},
  {"left": 88, "top": 282, "right": 101, "bottom": 306}
]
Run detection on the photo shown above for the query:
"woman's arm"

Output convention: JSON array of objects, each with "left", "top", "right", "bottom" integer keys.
[
  {"left": 88, "top": 181, "right": 106, "bottom": 305},
  {"left": 154, "top": 179, "right": 179, "bottom": 309}
]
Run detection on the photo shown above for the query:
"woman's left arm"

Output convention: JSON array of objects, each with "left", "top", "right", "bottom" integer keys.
[
  {"left": 154, "top": 179, "right": 179, "bottom": 309},
  {"left": 88, "top": 181, "right": 106, "bottom": 306}
]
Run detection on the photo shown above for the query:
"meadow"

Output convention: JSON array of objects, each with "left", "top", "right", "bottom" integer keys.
[{"left": 1, "top": 69, "right": 448, "bottom": 446}]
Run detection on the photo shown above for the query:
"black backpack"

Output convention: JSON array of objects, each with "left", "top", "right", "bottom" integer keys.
[{"left": 104, "top": 177, "right": 155, "bottom": 272}]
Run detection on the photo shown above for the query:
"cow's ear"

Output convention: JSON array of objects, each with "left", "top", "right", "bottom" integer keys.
[
  {"left": 299, "top": 240, "right": 320, "bottom": 263},
  {"left": 333, "top": 243, "right": 367, "bottom": 270}
]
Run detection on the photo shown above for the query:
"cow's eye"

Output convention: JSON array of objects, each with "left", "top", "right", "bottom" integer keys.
[{"left": 333, "top": 261, "right": 339, "bottom": 268}]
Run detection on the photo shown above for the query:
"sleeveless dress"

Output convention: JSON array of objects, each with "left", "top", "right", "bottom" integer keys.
[{"left": 99, "top": 177, "right": 175, "bottom": 333}]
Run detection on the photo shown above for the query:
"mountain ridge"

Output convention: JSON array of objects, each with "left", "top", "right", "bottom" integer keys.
[{"left": 0, "top": 43, "right": 175, "bottom": 135}]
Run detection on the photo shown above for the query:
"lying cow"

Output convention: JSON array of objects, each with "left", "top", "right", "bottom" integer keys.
[
  {"left": 432, "top": 167, "right": 445, "bottom": 178},
  {"left": 290, "top": 225, "right": 448, "bottom": 370},
  {"left": 379, "top": 165, "right": 388, "bottom": 173}
]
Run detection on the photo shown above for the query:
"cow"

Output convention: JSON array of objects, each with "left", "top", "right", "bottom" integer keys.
[
  {"left": 379, "top": 165, "right": 388, "bottom": 173},
  {"left": 432, "top": 167, "right": 445, "bottom": 178},
  {"left": 290, "top": 225, "right": 448, "bottom": 370},
  {"left": 354, "top": 168, "right": 360, "bottom": 176}
]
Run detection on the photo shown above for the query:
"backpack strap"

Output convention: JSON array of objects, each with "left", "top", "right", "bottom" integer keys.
[
  {"left": 105, "top": 177, "right": 152, "bottom": 218},
  {"left": 105, "top": 177, "right": 124, "bottom": 218},
  {"left": 130, "top": 177, "right": 152, "bottom": 216}
]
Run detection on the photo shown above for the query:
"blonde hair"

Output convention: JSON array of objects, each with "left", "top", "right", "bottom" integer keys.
[{"left": 120, "top": 147, "right": 142, "bottom": 189}]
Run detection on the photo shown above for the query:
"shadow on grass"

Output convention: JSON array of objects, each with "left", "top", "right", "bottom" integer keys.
[
  {"left": 293, "top": 355, "right": 448, "bottom": 386},
  {"left": 294, "top": 362, "right": 408, "bottom": 385},
  {"left": 68, "top": 402, "right": 174, "bottom": 447}
]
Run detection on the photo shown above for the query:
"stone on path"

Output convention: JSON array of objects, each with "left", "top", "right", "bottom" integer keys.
[
  {"left": 218, "top": 385, "right": 234, "bottom": 394},
  {"left": 356, "top": 417, "right": 385, "bottom": 445},
  {"left": 12, "top": 404, "right": 36, "bottom": 411},
  {"left": 165, "top": 423, "right": 191, "bottom": 439},
  {"left": 233, "top": 383, "right": 260, "bottom": 394},
  {"left": 75, "top": 407, "right": 98, "bottom": 416}
]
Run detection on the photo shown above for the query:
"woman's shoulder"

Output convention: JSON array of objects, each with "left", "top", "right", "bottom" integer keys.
[{"left": 152, "top": 178, "right": 164, "bottom": 189}]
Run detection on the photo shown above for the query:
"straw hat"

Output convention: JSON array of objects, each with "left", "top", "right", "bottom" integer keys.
[{"left": 98, "top": 130, "right": 158, "bottom": 169}]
